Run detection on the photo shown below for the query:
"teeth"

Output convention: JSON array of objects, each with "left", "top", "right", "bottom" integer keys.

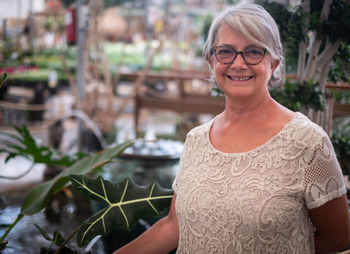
[{"left": 228, "top": 76, "right": 251, "bottom": 81}]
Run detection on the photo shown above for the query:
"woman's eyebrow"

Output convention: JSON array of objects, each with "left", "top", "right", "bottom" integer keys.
[{"left": 216, "top": 44, "right": 260, "bottom": 49}]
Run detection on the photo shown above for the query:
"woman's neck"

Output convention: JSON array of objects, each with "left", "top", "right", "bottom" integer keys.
[{"left": 222, "top": 93, "right": 276, "bottom": 124}]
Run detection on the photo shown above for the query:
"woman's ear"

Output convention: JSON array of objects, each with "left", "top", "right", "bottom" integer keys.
[{"left": 271, "top": 59, "right": 280, "bottom": 73}]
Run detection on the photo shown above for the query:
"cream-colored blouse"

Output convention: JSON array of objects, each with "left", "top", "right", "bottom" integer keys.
[{"left": 172, "top": 112, "right": 346, "bottom": 254}]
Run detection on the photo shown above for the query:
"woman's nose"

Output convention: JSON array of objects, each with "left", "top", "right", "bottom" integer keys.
[{"left": 229, "top": 52, "right": 247, "bottom": 68}]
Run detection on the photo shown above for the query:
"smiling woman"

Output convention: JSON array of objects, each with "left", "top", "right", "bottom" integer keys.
[
  {"left": 208, "top": 24, "right": 279, "bottom": 104},
  {"left": 113, "top": 3, "right": 350, "bottom": 254}
]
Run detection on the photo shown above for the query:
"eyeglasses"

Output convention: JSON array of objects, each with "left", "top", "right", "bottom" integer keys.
[{"left": 211, "top": 45, "right": 267, "bottom": 65}]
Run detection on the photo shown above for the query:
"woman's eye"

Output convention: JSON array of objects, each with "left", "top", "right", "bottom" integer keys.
[
  {"left": 218, "top": 48, "right": 234, "bottom": 55},
  {"left": 245, "top": 48, "right": 263, "bottom": 55}
]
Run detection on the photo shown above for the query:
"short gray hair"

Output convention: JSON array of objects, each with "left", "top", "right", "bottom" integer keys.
[{"left": 203, "top": 3, "right": 284, "bottom": 87}]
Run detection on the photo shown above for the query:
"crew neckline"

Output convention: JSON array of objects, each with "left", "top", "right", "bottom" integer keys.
[{"left": 206, "top": 112, "right": 301, "bottom": 155}]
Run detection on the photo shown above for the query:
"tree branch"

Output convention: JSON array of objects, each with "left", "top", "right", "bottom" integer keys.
[
  {"left": 301, "top": 0, "right": 335, "bottom": 82},
  {"left": 313, "top": 39, "right": 341, "bottom": 83},
  {"left": 297, "top": 41, "right": 307, "bottom": 82},
  {"left": 297, "top": 0, "right": 310, "bottom": 82},
  {"left": 303, "top": 33, "right": 322, "bottom": 81},
  {"left": 319, "top": 60, "right": 331, "bottom": 91},
  {"left": 316, "top": 38, "right": 341, "bottom": 69},
  {"left": 320, "top": 0, "right": 334, "bottom": 21}
]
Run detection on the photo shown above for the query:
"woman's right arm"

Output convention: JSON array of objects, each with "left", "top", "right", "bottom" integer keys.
[{"left": 113, "top": 193, "right": 179, "bottom": 254}]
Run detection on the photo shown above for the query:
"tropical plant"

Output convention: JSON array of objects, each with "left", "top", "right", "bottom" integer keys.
[
  {"left": 0, "top": 126, "right": 136, "bottom": 252},
  {"left": 70, "top": 175, "right": 173, "bottom": 248},
  {"left": 0, "top": 125, "right": 84, "bottom": 170}
]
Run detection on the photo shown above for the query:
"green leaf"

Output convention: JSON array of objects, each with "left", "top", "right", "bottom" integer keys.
[
  {"left": 20, "top": 139, "right": 135, "bottom": 215},
  {"left": 34, "top": 224, "right": 65, "bottom": 246},
  {"left": 70, "top": 175, "right": 174, "bottom": 247},
  {"left": 0, "top": 125, "right": 84, "bottom": 167},
  {"left": 0, "top": 73, "right": 7, "bottom": 88}
]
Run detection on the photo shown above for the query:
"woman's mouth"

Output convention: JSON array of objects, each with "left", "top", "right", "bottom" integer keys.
[{"left": 226, "top": 75, "right": 254, "bottom": 81}]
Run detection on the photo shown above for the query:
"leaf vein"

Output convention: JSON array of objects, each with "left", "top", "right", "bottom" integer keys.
[
  {"left": 100, "top": 177, "right": 110, "bottom": 205},
  {"left": 112, "top": 195, "right": 173, "bottom": 207},
  {"left": 72, "top": 177, "right": 110, "bottom": 204},
  {"left": 147, "top": 183, "right": 158, "bottom": 214},
  {"left": 81, "top": 207, "right": 112, "bottom": 244},
  {"left": 120, "top": 178, "right": 129, "bottom": 202},
  {"left": 119, "top": 206, "right": 129, "bottom": 229}
]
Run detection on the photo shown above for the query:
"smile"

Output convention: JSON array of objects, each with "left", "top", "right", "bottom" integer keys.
[{"left": 226, "top": 75, "right": 254, "bottom": 81}]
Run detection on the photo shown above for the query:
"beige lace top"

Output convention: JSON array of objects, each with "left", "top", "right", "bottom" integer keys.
[{"left": 172, "top": 112, "right": 346, "bottom": 254}]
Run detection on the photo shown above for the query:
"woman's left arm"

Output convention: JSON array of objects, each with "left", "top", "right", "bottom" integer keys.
[{"left": 309, "top": 194, "right": 350, "bottom": 254}]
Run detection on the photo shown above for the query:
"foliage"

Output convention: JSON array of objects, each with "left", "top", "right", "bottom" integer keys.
[
  {"left": 332, "top": 117, "right": 350, "bottom": 176},
  {"left": 0, "top": 38, "right": 18, "bottom": 64},
  {"left": 34, "top": 224, "right": 66, "bottom": 246},
  {"left": 44, "top": 16, "right": 55, "bottom": 31},
  {"left": 329, "top": 42, "right": 350, "bottom": 83},
  {"left": 201, "top": 15, "right": 213, "bottom": 47},
  {"left": 257, "top": 1, "right": 305, "bottom": 45},
  {"left": 70, "top": 175, "right": 173, "bottom": 247},
  {"left": 0, "top": 125, "right": 84, "bottom": 166},
  {"left": 260, "top": 0, "right": 349, "bottom": 44},
  {"left": 103, "top": 0, "right": 145, "bottom": 8},
  {"left": 34, "top": 224, "right": 79, "bottom": 254},
  {"left": 20, "top": 139, "right": 134, "bottom": 215},
  {"left": 2, "top": 48, "right": 75, "bottom": 84},
  {"left": 269, "top": 79, "right": 325, "bottom": 112},
  {"left": 257, "top": 1, "right": 305, "bottom": 73},
  {"left": 333, "top": 90, "right": 350, "bottom": 104},
  {"left": 225, "top": 0, "right": 237, "bottom": 4},
  {"left": 7, "top": 69, "right": 68, "bottom": 83},
  {"left": 258, "top": 0, "right": 350, "bottom": 84},
  {"left": 0, "top": 129, "right": 135, "bottom": 251},
  {"left": 325, "top": 0, "right": 350, "bottom": 42},
  {"left": 0, "top": 125, "right": 175, "bottom": 252},
  {"left": 61, "top": 0, "right": 76, "bottom": 8},
  {"left": 332, "top": 134, "right": 350, "bottom": 176},
  {"left": 0, "top": 73, "right": 7, "bottom": 88}
]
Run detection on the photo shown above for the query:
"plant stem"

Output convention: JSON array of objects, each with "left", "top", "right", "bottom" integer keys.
[
  {"left": 54, "top": 226, "right": 80, "bottom": 254},
  {"left": 0, "top": 213, "right": 24, "bottom": 242}
]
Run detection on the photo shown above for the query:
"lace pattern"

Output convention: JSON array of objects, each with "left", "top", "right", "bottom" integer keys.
[{"left": 172, "top": 112, "right": 346, "bottom": 254}]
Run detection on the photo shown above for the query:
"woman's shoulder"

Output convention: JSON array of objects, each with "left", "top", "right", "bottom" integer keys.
[
  {"left": 287, "top": 112, "right": 329, "bottom": 142},
  {"left": 186, "top": 117, "right": 215, "bottom": 139}
]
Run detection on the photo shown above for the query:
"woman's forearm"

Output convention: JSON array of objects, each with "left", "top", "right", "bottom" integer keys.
[
  {"left": 113, "top": 215, "right": 179, "bottom": 254},
  {"left": 314, "top": 231, "right": 350, "bottom": 254}
]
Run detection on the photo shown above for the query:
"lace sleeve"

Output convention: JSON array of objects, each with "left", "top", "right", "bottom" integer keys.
[{"left": 303, "top": 134, "right": 347, "bottom": 209}]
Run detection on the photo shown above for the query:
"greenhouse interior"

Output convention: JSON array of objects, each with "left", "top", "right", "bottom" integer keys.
[{"left": 0, "top": 0, "right": 350, "bottom": 253}]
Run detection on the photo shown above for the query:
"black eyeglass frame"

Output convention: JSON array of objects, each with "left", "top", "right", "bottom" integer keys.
[{"left": 210, "top": 46, "right": 267, "bottom": 66}]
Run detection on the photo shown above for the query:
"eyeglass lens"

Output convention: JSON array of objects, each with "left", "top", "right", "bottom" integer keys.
[{"left": 214, "top": 46, "right": 266, "bottom": 65}]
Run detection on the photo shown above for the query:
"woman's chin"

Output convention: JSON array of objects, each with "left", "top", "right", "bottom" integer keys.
[{"left": 221, "top": 84, "right": 256, "bottom": 98}]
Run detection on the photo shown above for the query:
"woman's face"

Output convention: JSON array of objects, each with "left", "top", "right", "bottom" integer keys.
[{"left": 210, "top": 23, "right": 279, "bottom": 102}]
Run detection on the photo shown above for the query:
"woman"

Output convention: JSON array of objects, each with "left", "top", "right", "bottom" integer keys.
[{"left": 114, "top": 3, "right": 350, "bottom": 253}]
